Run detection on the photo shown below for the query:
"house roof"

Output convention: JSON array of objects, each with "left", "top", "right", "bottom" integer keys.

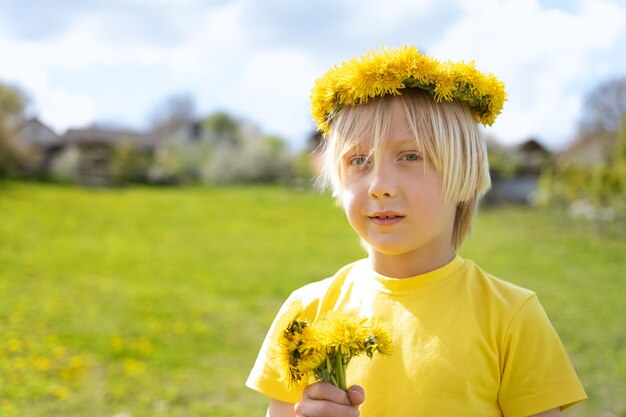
[
  {"left": 15, "top": 118, "right": 161, "bottom": 150},
  {"left": 15, "top": 117, "right": 60, "bottom": 147},
  {"left": 517, "top": 138, "right": 550, "bottom": 154},
  {"left": 60, "top": 128, "right": 160, "bottom": 149}
]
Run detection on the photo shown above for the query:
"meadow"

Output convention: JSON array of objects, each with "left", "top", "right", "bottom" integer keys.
[{"left": 0, "top": 182, "right": 624, "bottom": 417}]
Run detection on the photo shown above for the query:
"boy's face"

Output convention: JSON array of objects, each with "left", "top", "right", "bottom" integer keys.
[{"left": 340, "top": 98, "right": 457, "bottom": 275}]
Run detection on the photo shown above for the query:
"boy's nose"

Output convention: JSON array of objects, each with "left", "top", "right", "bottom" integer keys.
[{"left": 368, "top": 168, "right": 398, "bottom": 199}]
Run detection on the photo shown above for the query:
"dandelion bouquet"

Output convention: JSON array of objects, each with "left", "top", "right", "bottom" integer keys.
[{"left": 276, "top": 302, "right": 392, "bottom": 391}]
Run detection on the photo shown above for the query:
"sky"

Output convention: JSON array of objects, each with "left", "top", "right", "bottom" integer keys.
[{"left": 1, "top": 0, "right": 625, "bottom": 151}]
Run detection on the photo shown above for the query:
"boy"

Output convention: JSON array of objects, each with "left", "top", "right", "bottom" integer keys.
[{"left": 246, "top": 46, "right": 586, "bottom": 417}]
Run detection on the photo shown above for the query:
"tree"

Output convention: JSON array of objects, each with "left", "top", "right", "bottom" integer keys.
[
  {"left": 578, "top": 77, "right": 626, "bottom": 136},
  {"left": 200, "top": 113, "right": 293, "bottom": 184},
  {"left": 0, "top": 83, "right": 27, "bottom": 125},
  {"left": 110, "top": 140, "right": 151, "bottom": 185},
  {"left": 539, "top": 76, "right": 626, "bottom": 222},
  {"left": 0, "top": 82, "right": 34, "bottom": 178},
  {"left": 148, "top": 93, "right": 196, "bottom": 136},
  {"left": 201, "top": 111, "right": 241, "bottom": 145}
]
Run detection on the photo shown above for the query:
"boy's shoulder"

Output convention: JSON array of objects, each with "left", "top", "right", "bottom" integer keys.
[
  {"left": 461, "top": 257, "right": 538, "bottom": 311},
  {"left": 286, "top": 257, "right": 539, "bottom": 318},
  {"left": 290, "top": 260, "right": 360, "bottom": 293},
  {"left": 464, "top": 258, "right": 534, "bottom": 290},
  {"left": 287, "top": 260, "right": 363, "bottom": 317}
]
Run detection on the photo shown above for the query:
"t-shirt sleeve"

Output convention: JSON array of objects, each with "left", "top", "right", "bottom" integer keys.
[
  {"left": 498, "top": 294, "right": 587, "bottom": 417},
  {"left": 245, "top": 293, "right": 307, "bottom": 404}
]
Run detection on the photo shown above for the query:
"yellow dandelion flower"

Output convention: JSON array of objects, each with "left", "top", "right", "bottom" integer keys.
[
  {"left": 192, "top": 320, "right": 207, "bottom": 334},
  {"left": 52, "top": 346, "right": 66, "bottom": 360},
  {"left": 313, "top": 310, "right": 370, "bottom": 356},
  {"left": 111, "top": 336, "right": 125, "bottom": 351},
  {"left": 365, "top": 318, "right": 394, "bottom": 357},
  {"left": 70, "top": 355, "right": 85, "bottom": 369},
  {"left": 7, "top": 338, "right": 22, "bottom": 353},
  {"left": 275, "top": 300, "right": 315, "bottom": 389},
  {"left": 59, "top": 355, "right": 87, "bottom": 380},
  {"left": 123, "top": 358, "right": 146, "bottom": 376},
  {"left": 1, "top": 399, "right": 16, "bottom": 412},
  {"left": 33, "top": 357, "right": 50, "bottom": 372},
  {"left": 135, "top": 338, "right": 154, "bottom": 357},
  {"left": 275, "top": 308, "right": 393, "bottom": 392},
  {"left": 59, "top": 368, "right": 71, "bottom": 380},
  {"left": 296, "top": 344, "right": 326, "bottom": 376},
  {"left": 54, "top": 386, "right": 70, "bottom": 401},
  {"left": 310, "top": 45, "right": 506, "bottom": 135},
  {"left": 148, "top": 320, "right": 163, "bottom": 333},
  {"left": 13, "top": 357, "right": 27, "bottom": 370},
  {"left": 173, "top": 322, "right": 187, "bottom": 334}
]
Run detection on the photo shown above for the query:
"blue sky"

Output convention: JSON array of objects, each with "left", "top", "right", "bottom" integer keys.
[{"left": 1, "top": 0, "right": 625, "bottom": 150}]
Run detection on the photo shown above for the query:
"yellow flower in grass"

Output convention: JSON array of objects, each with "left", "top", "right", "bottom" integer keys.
[
  {"left": 1, "top": 399, "right": 16, "bottom": 413},
  {"left": 123, "top": 358, "right": 145, "bottom": 376},
  {"left": 33, "top": 357, "right": 50, "bottom": 372},
  {"left": 111, "top": 336, "right": 125, "bottom": 351},
  {"left": 275, "top": 302, "right": 392, "bottom": 391},
  {"left": 7, "top": 338, "right": 22, "bottom": 353},
  {"left": 54, "top": 386, "right": 69, "bottom": 401}
]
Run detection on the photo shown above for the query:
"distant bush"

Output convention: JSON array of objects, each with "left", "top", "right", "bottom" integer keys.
[
  {"left": 48, "top": 146, "right": 81, "bottom": 183},
  {"left": 539, "top": 127, "right": 626, "bottom": 222},
  {"left": 110, "top": 141, "right": 151, "bottom": 185},
  {"left": 201, "top": 135, "right": 292, "bottom": 184},
  {"left": 0, "top": 124, "right": 40, "bottom": 178},
  {"left": 0, "top": 83, "right": 40, "bottom": 178},
  {"left": 147, "top": 110, "right": 295, "bottom": 186}
]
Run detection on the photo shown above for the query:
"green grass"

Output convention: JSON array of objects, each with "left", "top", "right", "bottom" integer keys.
[{"left": 0, "top": 182, "right": 624, "bottom": 416}]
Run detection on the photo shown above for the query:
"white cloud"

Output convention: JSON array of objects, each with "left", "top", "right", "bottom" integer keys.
[
  {"left": 1, "top": 0, "right": 625, "bottom": 148},
  {"left": 123, "top": 0, "right": 203, "bottom": 4},
  {"left": 0, "top": 2, "right": 252, "bottom": 132},
  {"left": 0, "top": 34, "right": 96, "bottom": 132},
  {"left": 166, "top": 2, "right": 250, "bottom": 75},
  {"left": 344, "top": 0, "right": 443, "bottom": 33},
  {"left": 432, "top": 0, "right": 626, "bottom": 148},
  {"left": 38, "top": 89, "right": 97, "bottom": 132},
  {"left": 237, "top": 49, "right": 321, "bottom": 139}
]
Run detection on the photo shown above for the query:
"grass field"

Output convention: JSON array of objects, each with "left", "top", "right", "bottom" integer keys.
[{"left": 0, "top": 181, "right": 624, "bottom": 417}]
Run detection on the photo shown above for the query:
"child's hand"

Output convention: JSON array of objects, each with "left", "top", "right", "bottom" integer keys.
[{"left": 294, "top": 382, "right": 364, "bottom": 417}]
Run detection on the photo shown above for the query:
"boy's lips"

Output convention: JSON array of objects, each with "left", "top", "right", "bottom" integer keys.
[{"left": 368, "top": 211, "right": 405, "bottom": 226}]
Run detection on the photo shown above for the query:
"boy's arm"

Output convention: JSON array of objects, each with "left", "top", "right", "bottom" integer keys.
[{"left": 267, "top": 399, "right": 296, "bottom": 417}]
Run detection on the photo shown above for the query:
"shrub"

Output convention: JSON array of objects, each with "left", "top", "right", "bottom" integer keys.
[
  {"left": 201, "top": 135, "right": 292, "bottom": 185},
  {"left": 539, "top": 127, "right": 626, "bottom": 222}
]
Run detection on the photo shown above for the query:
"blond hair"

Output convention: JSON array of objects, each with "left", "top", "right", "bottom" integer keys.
[{"left": 318, "top": 90, "right": 491, "bottom": 250}]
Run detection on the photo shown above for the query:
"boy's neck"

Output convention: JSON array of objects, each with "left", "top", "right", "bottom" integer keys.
[{"left": 368, "top": 249, "right": 456, "bottom": 279}]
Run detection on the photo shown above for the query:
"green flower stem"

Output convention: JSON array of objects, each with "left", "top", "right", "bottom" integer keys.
[{"left": 335, "top": 351, "right": 347, "bottom": 391}]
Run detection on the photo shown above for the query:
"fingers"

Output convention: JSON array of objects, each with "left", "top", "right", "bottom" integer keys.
[
  {"left": 294, "top": 382, "right": 363, "bottom": 417},
  {"left": 294, "top": 399, "right": 359, "bottom": 417},
  {"left": 347, "top": 385, "right": 365, "bottom": 406},
  {"left": 305, "top": 382, "right": 351, "bottom": 405}
]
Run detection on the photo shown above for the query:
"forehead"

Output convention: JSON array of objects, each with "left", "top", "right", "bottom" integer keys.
[
  {"left": 341, "top": 97, "right": 418, "bottom": 151},
  {"left": 386, "top": 98, "right": 414, "bottom": 141}
]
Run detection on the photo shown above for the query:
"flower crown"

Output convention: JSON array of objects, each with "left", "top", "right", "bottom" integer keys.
[{"left": 310, "top": 46, "right": 507, "bottom": 135}]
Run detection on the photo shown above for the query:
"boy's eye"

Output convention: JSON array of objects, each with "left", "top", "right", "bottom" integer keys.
[
  {"left": 349, "top": 155, "right": 370, "bottom": 166},
  {"left": 401, "top": 153, "right": 422, "bottom": 162}
]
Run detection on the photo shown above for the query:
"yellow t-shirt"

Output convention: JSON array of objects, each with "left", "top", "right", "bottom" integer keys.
[{"left": 246, "top": 256, "right": 586, "bottom": 417}]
